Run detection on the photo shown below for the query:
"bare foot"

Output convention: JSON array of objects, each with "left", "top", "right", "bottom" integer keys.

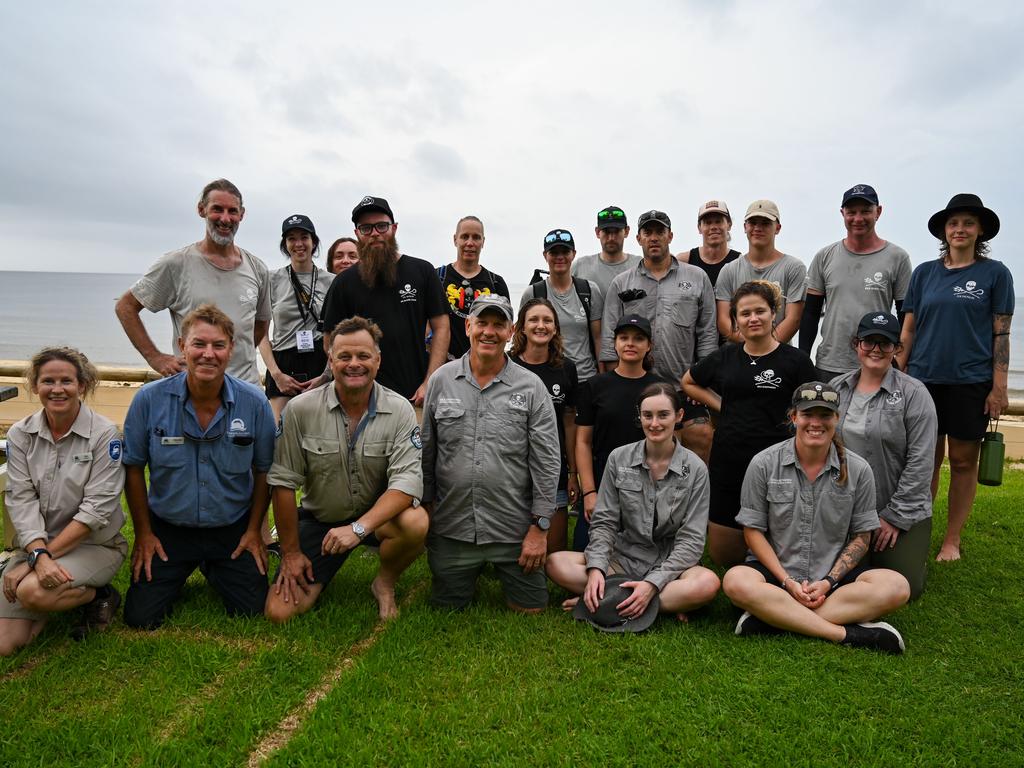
[
  {"left": 561, "top": 596, "right": 580, "bottom": 611},
  {"left": 936, "top": 544, "right": 961, "bottom": 562},
  {"left": 675, "top": 612, "right": 689, "bottom": 623},
  {"left": 371, "top": 576, "right": 399, "bottom": 620}
]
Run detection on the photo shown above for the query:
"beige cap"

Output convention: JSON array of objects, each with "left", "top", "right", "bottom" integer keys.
[
  {"left": 744, "top": 199, "right": 780, "bottom": 222},
  {"left": 697, "top": 200, "right": 731, "bottom": 221}
]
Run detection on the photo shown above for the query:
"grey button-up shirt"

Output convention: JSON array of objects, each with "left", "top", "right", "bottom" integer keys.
[
  {"left": 421, "top": 354, "right": 560, "bottom": 545},
  {"left": 737, "top": 439, "right": 878, "bottom": 582},
  {"left": 4, "top": 403, "right": 125, "bottom": 550},
  {"left": 600, "top": 259, "right": 717, "bottom": 382},
  {"left": 832, "top": 367, "right": 937, "bottom": 530},
  {"left": 268, "top": 381, "right": 423, "bottom": 523},
  {"left": 585, "top": 440, "right": 708, "bottom": 591}
]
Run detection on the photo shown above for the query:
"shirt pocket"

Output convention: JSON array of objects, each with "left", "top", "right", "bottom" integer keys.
[
  {"left": 665, "top": 294, "right": 698, "bottom": 328},
  {"left": 301, "top": 436, "right": 342, "bottom": 477},
  {"left": 766, "top": 485, "right": 795, "bottom": 529},
  {"left": 151, "top": 439, "right": 187, "bottom": 469},
  {"left": 362, "top": 440, "right": 391, "bottom": 475},
  {"left": 433, "top": 405, "right": 466, "bottom": 443},
  {"left": 825, "top": 488, "right": 854, "bottom": 522},
  {"left": 220, "top": 438, "right": 255, "bottom": 474},
  {"left": 498, "top": 408, "right": 529, "bottom": 449}
]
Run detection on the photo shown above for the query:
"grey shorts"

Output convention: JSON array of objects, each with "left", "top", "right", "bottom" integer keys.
[
  {"left": 427, "top": 533, "right": 548, "bottom": 610},
  {"left": 0, "top": 539, "right": 127, "bottom": 621}
]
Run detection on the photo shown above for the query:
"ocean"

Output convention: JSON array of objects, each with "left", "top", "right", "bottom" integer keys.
[{"left": 1, "top": 270, "right": 1022, "bottom": 395}]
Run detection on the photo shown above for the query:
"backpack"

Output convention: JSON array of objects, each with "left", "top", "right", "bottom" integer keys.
[{"left": 528, "top": 272, "right": 596, "bottom": 360}]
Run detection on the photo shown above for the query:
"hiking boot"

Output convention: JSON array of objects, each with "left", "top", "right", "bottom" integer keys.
[
  {"left": 841, "top": 621, "right": 905, "bottom": 654},
  {"left": 734, "top": 611, "right": 783, "bottom": 637},
  {"left": 71, "top": 586, "right": 121, "bottom": 641}
]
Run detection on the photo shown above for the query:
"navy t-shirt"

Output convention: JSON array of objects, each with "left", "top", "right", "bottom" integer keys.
[{"left": 903, "top": 258, "right": 1015, "bottom": 384}]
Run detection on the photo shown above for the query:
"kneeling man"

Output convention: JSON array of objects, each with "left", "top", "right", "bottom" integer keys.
[
  {"left": 266, "top": 317, "right": 428, "bottom": 622},
  {"left": 422, "top": 294, "right": 560, "bottom": 612}
]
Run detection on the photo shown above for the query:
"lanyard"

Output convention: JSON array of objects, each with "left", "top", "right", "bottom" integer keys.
[{"left": 288, "top": 265, "right": 320, "bottom": 325}]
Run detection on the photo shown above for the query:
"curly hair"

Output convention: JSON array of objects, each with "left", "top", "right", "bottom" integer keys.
[{"left": 510, "top": 298, "right": 565, "bottom": 367}]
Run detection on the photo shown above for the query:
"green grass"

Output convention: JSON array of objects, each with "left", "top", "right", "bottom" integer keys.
[{"left": 2, "top": 467, "right": 1023, "bottom": 767}]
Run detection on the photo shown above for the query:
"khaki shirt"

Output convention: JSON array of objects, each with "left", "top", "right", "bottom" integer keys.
[
  {"left": 585, "top": 440, "right": 709, "bottom": 591},
  {"left": 4, "top": 403, "right": 125, "bottom": 550},
  {"left": 268, "top": 381, "right": 422, "bottom": 523},
  {"left": 421, "top": 355, "right": 560, "bottom": 545},
  {"left": 737, "top": 439, "right": 878, "bottom": 582}
]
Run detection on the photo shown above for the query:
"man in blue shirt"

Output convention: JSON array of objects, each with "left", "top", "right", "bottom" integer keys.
[{"left": 122, "top": 304, "right": 276, "bottom": 628}]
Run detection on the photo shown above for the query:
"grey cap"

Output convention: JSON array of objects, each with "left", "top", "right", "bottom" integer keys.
[
  {"left": 572, "top": 574, "right": 660, "bottom": 633},
  {"left": 468, "top": 294, "right": 513, "bottom": 322}
]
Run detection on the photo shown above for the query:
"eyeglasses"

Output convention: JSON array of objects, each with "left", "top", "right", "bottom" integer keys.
[
  {"left": 356, "top": 221, "right": 393, "bottom": 235},
  {"left": 545, "top": 231, "right": 573, "bottom": 244},
  {"left": 857, "top": 338, "right": 896, "bottom": 353},
  {"left": 797, "top": 389, "right": 839, "bottom": 403},
  {"left": 598, "top": 209, "right": 625, "bottom": 219}
]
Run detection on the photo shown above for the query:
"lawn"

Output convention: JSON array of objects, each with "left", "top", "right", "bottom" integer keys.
[{"left": 1, "top": 466, "right": 1022, "bottom": 767}]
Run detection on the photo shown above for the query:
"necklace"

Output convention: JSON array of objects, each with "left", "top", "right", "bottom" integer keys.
[{"left": 743, "top": 343, "right": 775, "bottom": 366}]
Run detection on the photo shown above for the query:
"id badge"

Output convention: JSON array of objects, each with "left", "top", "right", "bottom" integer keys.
[{"left": 296, "top": 330, "right": 315, "bottom": 352}]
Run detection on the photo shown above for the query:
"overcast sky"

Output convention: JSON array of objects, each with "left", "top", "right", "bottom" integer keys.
[{"left": 2, "top": 1, "right": 1022, "bottom": 284}]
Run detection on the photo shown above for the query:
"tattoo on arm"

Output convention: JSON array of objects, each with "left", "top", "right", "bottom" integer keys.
[
  {"left": 827, "top": 532, "right": 870, "bottom": 581},
  {"left": 993, "top": 314, "right": 1012, "bottom": 372}
]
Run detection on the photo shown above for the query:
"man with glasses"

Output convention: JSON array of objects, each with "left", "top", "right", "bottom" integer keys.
[
  {"left": 121, "top": 304, "right": 276, "bottom": 629},
  {"left": 799, "top": 185, "right": 912, "bottom": 379},
  {"left": 321, "top": 196, "right": 448, "bottom": 407},
  {"left": 521, "top": 229, "right": 605, "bottom": 382},
  {"left": 571, "top": 205, "right": 641, "bottom": 299},
  {"left": 600, "top": 210, "right": 717, "bottom": 461}
]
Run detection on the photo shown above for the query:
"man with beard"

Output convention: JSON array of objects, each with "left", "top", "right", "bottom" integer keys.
[
  {"left": 321, "top": 196, "right": 448, "bottom": 407},
  {"left": 115, "top": 179, "right": 271, "bottom": 386},
  {"left": 571, "top": 205, "right": 641, "bottom": 299}
]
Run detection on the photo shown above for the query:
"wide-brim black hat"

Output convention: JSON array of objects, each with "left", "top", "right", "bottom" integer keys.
[
  {"left": 927, "top": 193, "right": 1000, "bottom": 242},
  {"left": 572, "top": 574, "right": 660, "bottom": 633}
]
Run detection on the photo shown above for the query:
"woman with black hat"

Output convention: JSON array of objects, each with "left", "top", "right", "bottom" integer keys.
[
  {"left": 897, "top": 194, "right": 1014, "bottom": 562},
  {"left": 258, "top": 214, "right": 335, "bottom": 422},
  {"left": 833, "top": 313, "right": 937, "bottom": 599}
]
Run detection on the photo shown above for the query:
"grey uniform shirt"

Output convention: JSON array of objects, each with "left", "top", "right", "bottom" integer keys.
[
  {"left": 421, "top": 354, "right": 560, "bottom": 545},
  {"left": 267, "top": 265, "right": 336, "bottom": 351},
  {"left": 585, "top": 440, "right": 709, "bottom": 591},
  {"left": 3, "top": 404, "right": 125, "bottom": 550},
  {"left": 520, "top": 279, "right": 604, "bottom": 381},
  {"left": 600, "top": 259, "right": 717, "bottom": 382},
  {"left": 268, "top": 381, "right": 422, "bottom": 523},
  {"left": 716, "top": 253, "right": 807, "bottom": 333},
  {"left": 806, "top": 241, "right": 912, "bottom": 372},
  {"left": 131, "top": 244, "right": 272, "bottom": 384},
  {"left": 737, "top": 439, "right": 878, "bottom": 582},
  {"left": 833, "top": 367, "right": 937, "bottom": 530},
  {"left": 571, "top": 252, "right": 642, "bottom": 298}
]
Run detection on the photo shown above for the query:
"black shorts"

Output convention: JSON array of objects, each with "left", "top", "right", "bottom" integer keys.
[
  {"left": 681, "top": 392, "right": 711, "bottom": 424},
  {"left": 275, "top": 508, "right": 381, "bottom": 586},
  {"left": 741, "top": 558, "right": 869, "bottom": 589},
  {"left": 924, "top": 381, "right": 990, "bottom": 441},
  {"left": 264, "top": 345, "right": 328, "bottom": 399},
  {"left": 708, "top": 445, "right": 762, "bottom": 529}
]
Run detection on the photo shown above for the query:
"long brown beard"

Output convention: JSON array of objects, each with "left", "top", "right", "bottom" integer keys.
[{"left": 357, "top": 236, "right": 400, "bottom": 287}]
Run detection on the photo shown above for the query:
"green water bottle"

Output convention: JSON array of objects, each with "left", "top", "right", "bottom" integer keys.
[{"left": 977, "top": 429, "right": 1004, "bottom": 487}]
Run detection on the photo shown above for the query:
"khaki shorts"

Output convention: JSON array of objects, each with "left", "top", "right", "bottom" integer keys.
[{"left": 0, "top": 538, "right": 127, "bottom": 621}]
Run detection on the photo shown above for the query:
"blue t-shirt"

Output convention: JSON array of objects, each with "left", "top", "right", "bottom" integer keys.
[
  {"left": 903, "top": 258, "right": 1014, "bottom": 384},
  {"left": 123, "top": 372, "right": 276, "bottom": 527}
]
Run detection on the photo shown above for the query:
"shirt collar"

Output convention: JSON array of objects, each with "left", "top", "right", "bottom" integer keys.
[
  {"left": 629, "top": 440, "right": 690, "bottom": 477},
  {"left": 175, "top": 371, "right": 235, "bottom": 407},
  {"left": 456, "top": 353, "right": 511, "bottom": 386},
  {"left": 780, "top": 438, "right": 841, "bottom": 472},
  {"left": 636, "top": 259, "right": 678, "bottom": 279},
  {"left": 24, "top": 403, "right": 94, "bottom": 441},
  {"left": 327, "top": 381, "right": 380, "bottom": 417}
]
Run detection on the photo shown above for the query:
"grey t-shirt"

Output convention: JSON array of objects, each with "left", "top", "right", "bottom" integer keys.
[
  {"left": 716, "top": 253, "right": 807, "bottom": 333},
  {"left": 131, "top": 244, "right": 271, "bottom": 384},
  {"left": 520, "top": 279, "right": 605, "bottom": 381},
  {"left": 806, "top": 241, "right": 912, "bottom": 373},
  {"left": 267, "top": 264, "right": 336, "bottom": 351},
  {"left": 571, "top": 253, "right": 642, "bottom": 299}
]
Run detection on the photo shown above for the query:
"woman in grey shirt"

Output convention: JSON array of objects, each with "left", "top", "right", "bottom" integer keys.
[
  {"left": 832, "top": 312, "right": 937, "bottom": 599},
  {"left": 547, "top": 382, "right": 720, "bottom": 623}
]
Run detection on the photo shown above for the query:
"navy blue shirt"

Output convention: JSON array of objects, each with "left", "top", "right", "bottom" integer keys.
[
  {"left": 123, "top": 373, "right": 276, "bottom": 527},
  {"left": 903, "top": 258, "right": 1014, "bottom": 384}
]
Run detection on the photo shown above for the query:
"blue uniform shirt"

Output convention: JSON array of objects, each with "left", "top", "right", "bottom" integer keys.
[{"left": 123, "top": 372, "right": 275, "bottom": 527}]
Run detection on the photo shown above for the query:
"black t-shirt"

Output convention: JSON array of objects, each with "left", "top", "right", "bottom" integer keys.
[
  {"left": 440, "top": 264, "right": 510, "bottom": 359},
  {"left": 575, "top": 370, "right": 664, "bottom": 488},
  {"left": 687, "top": 247, "right": 742, "bottom": 287},
  {"left": 511, "top": 356, "right": 578, "bottom": 489},
  {"left": 322, "top": 255, "right": 446, "bottom": 399},
  {"left": 689, "top": 342, "right": 817, "bottom": 462}
]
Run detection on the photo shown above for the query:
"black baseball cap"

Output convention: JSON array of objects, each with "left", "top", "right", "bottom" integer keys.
[
  {"left": 351, "top": 195, "right": 395, "bottom": 224},
  {"left": 842, "top": 184, "right": 879, "bottom": 207},
  {"left": 281, "top": 214, "right": 317, "bottom": 237},
  {"left": 614, "top": 314, "right": 653, "bottom": 339},
  {"left": 791, "top": 381, "right": 840, "bottom": 413},
  {"left": 544, "top": 229, "right": 575, "bottom": 252},
  {"left": 637, "top": 210, "right": 671, "bottom": 229},
  {"left": 597, "top": 205, "right": 628, "bottom": 230},
  {"left": 856, "top": 312, "right": 900, "bottom": 343}
]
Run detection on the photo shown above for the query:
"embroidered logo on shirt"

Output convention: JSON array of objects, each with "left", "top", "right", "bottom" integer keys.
[
  {"left": 863, "top": 272, "right": 888, "bottom": 291},
  {"left": 754, "top": 368, "right": 783, "bottom": 389},
  {"left": 108, "top": 439, "right": 122, "bottom": 462},
  {"left": 410, "top": 426, "right": 422, "bottom": 449},
  {"left": 230, "top": 418, "right": 247, "bottom": 432},
  {"left": 238, "top": 287, "right": 258, "bottom": 305},
  {"left": 680, "top": 281, "right": 693, "bottom": 291},
  {"left": 953, "top": 281, "right": 984, "bottom": 300},
  {"left": 508, "top": 393, "right": 528, "bottom": 410},
  {"left": 549, "top": 383, "right": 565, "bottom": 405},
  {"left": 885, "top": 390, "right": 903, "bottom": 406},
  {"left": 399, "top": 284, "right": 418, "bottom": 303}
]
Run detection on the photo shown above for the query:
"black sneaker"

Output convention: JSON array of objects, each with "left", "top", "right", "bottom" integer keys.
[
  {"left": 734, "top": 611, "right": 783, "bottom": 637},
  {"left": 842, "top": 621, "right": 905, "bottom": 654},
  {"left": 71, "top": 586, "right": 121, "bottom": 641},
  {"left": 266, "top": 541, "right": 282, "bottom": 559}
]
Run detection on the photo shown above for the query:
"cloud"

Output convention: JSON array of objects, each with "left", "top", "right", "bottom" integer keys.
[{"left": 411, "top": 141, "right": 469, "bottom": 183}]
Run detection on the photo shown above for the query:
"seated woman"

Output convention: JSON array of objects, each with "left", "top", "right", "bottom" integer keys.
[
  {"left": 832, "top": 313, "right": 937, "bottom": 600},
  {"left": 1, "top": 347, "right": 127, "bottom": 655},
  {"left": 723, "top": 381, "right": 911, "bottom": 654},
  {"left": 547, "top": 382, "right": 720, "bottom": 623}
]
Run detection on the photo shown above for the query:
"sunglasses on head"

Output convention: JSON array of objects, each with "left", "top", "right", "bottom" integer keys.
[
  {"left": 598, "top": 209, "right": 625, "bottom": 219},
  {"left": 545, "top": 231, "right": 573, "bottom": 244},
  {"left": 797, "top": 389, "right": 839, "bottom": 403}
]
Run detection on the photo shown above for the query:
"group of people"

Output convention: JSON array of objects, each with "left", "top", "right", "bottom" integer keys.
[{"left": 0, "top": 180, "right": 1012, "bottom": 657}]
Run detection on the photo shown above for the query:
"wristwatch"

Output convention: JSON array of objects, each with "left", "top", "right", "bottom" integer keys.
[
  {"left": 28, "top": 548, "right": 52, "bottom": 569},
  {"left": 531, "top": 516, "right": 551, "bottom": 532},
  {"left": 351, "top": 521, "right": 367, "bottom": 541},
  {"left": 823, "top": 575, "right": 839, "bottom": 592}
]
